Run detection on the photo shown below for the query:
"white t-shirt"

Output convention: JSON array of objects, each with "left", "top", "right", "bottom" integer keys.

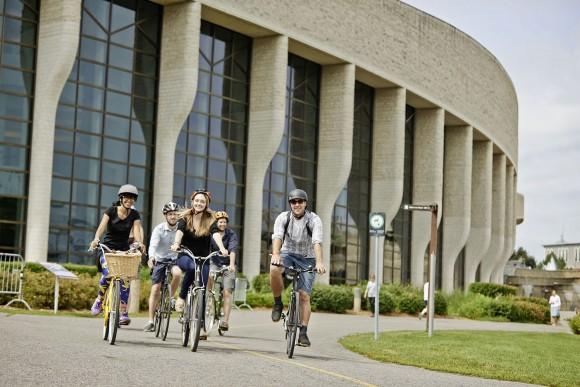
[
  {"left": 366, "top": 280, "right": 377, "bottom": 298},
  {"left": 549, "top": 295, "right": 561, "bottom": 308},
  {"left": 423, "top": 282, "right": 430, "bottom": 301}
]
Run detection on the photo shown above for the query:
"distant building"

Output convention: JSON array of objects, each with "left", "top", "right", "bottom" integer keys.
[{"left": 543, "top": 241, "right": 580, "bottom": 269}]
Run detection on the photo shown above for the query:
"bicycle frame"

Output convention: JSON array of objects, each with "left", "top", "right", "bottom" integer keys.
[
  {"left": 205, "top": 266, "right": 228, "bottom": 335},
  {"left": 154, "top": 263, "right": 173, "bottom": 340}
]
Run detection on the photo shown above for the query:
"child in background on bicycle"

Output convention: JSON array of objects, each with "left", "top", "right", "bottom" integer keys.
[
  {"left": 170, "top": 190, "right": 227, "bottom": 316},
  {"left": 89, "top": 184, "right": 144, "bottom": 326},
  {"left": 208, "top": 211, "right": 238, "bottom": 332},
  {"left": 270, "top": 189, "right": 325, "bottom": 347},
  {"left": 143, "top": 202, "right": 182, "bottom": 332}
]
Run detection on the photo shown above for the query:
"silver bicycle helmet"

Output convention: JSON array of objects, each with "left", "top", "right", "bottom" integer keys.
[
  {"left": 288, "top": 189, "right": 308, "bottom": 202},
  {"left": 118, "top": 184, "right": 139, "bottom": 198},
  {"left": 162, "top": 201, "right": 179, "bottom": 214}
]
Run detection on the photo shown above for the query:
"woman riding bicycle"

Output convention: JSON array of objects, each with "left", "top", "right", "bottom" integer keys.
[
  {"left": 170, "top": 190, "right": 227, "bottom": 315},
  {"left": 89, "top": 184, "right": 144, "bottom": 325},
  {"left": 209, "top": 210, "right": 238, "bottom": 332}
]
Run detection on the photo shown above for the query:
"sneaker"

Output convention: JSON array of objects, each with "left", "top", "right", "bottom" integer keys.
[
  {"left": 90, "top": 298, "right": 102, "bottom": 315},
  {"left": 271, "top": 303, "right": 283, "bottom": 322},
  {"left": 175, "top": 298, "right": 185, "bottom": 313},
  {"left": 170, "top": 298, "right": 176, "bottom": 311},
  {"left": 143, "top": 322, "right": 155, "bottom": 332},
  {"left": 297, "top": 332, "right": 311, "bottom": 347},
  {"left": 219, "top": 321, "right": 229, "bottom": 331},
  {"left": 119, "top": 313, "right": 131, "bottom": 326}
]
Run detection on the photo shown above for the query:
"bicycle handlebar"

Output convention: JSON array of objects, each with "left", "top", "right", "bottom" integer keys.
[
  {"left": 178, "top": 247, "right": 221, "bottom": 262},
  {"left": 271, "top": 262, "right": 315, "bottom": 274}
]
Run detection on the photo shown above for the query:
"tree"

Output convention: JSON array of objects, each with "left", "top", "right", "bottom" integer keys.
[
  {"left": 509, "top": 246, "right": 536, "bottom": 269},
  {"left": 542, "top": 252, "right": 567, "bottom": 270}
]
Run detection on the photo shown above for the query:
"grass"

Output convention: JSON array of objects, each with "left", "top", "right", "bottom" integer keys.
[{"left": 340, "top": 330, "right": 580, "bottom": 387}]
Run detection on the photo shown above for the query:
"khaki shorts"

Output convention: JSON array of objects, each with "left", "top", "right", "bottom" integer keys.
[{"left": 210, "top": 263, "right": 235, "bottom": 291}]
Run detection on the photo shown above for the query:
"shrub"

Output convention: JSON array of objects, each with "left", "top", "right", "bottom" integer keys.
[
  {"left": 469, "top": 282, "right": 517, "bottom": 298},
  {"left": 455, "top": 293, "right": 495, "bottom": 320},
  {"left": 378, "top": 288, "right": 396, "bottom": 313},
  {"left": 569, "top": 314, "right": 580, "bottom": 335},
  {"left": 397, "top": 292, "right": 423, "bottom": 314},
  {"left": 507, "top": 300, "right": 549, "bottom": 324},
  {"left": 487, "top": 297, "right": 513, "bottom": 319},
  {"left": 245, "top": 291, "right": 274, "bottom": 308},
  {"left": 434, "top": 291, "right": 448, "bottom": 316},
  {"left": 310, "top": 285, "right": 353, "bottom": 313},
  {"left": 514, "top": 296, "right": 548, "bottom": 307},
  {"left": 251, "top": 273, "right": 271, "bottom": 293}
]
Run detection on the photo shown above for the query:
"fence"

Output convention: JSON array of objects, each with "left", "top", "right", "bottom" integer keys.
[{"left": 0, "top": 253, "right": 31, "bottom": 310}]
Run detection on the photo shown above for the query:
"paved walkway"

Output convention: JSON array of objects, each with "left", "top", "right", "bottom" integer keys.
[{"left": 0, "top": 309, "right": 571, "bottom": 386}]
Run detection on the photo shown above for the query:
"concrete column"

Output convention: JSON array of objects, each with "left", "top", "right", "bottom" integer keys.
[
  {"left": 410, "top": 108, "right": 444, "bottom": 287},
  {"left": 25, "top": 0, "right": 81, "bottom": 262},
  {"left": 492, "top": 166, "right": 515, "bottom": 283},
  {"left": 464, "top": 141, "right": 493, "bottom": 288},
  {"left": 151, "top": 2, "right": 201, "bottom": 227},
  {"left": 242, "top": 36, "right": 288, "bottom": 280},
  {"left": 441, "top": 125, "right": 473, "bottom": 294},
  {"left": 369, "top": 87, "right": 406, "bottom": 283},
  {"left": 316, "top": 64, "right": 356, "bottom": 284},
  {"left": 479, "top": 154, "right": 506, "bottom": 282}
]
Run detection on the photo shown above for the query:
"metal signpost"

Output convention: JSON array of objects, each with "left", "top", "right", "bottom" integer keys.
[
  {"left": 369, "top": 212, "right": 385, "bottom": 341},
  {"left": 402, "top": 204, "right": 438, "bottom": 337},
  {"left": 40, "top": 263, "right": 78, "bottom": 314}
]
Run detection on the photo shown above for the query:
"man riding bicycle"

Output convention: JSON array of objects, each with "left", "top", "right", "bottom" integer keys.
[
  {"left": 270, "top": 189, "right": 325, "bottom": 347},
  {"left": 143, "top": 202, "right": 182, "bottom": 332},
  {"left": 209, "top": 210, "right": 238, "bottom": 332}
]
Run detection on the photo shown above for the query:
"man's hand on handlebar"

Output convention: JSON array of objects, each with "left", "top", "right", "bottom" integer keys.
[
  {"left": 170, "top": 243, "right": 180, "bottom": 252},
  {"left": 270, "top": 252, "right": 282, "bottom": 266},
  {"left": 147, "top": 257, "right": 155, "bottom": 269},
  {"left": 315, "top": 262, "right": 326, "bottom": 275}
]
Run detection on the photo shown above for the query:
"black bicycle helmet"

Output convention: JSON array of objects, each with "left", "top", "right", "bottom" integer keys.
[
  {"left": 288, "top": 189, "right": 308, "bottom": 202},
  {"left": 118, "top": 184, "right": 138, "bottom": 198},
  {"left": 162, "top": 201, "right": 179, "bottom": 214}
]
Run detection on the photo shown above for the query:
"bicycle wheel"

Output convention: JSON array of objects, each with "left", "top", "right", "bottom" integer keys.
[
  {"left": 154, "top": 287, "right": 164, "bottom": 338},
  {"left": 160, "top": 284, "right": 171, "bottom": 341},
  {"left": 204, "top": 289, "right": 216, "bottom": 334},
  {"left": 217, "top": 297, "right": 225, "bottom": 336},
  {"left": 190, "top": 290, "right": 203, "bottom": 352},
  {"left": 286, "top": 293, "right": 298, "bottom": 358},
  {"left": 102, "top": 289, "right": 110, "bottom": 341},
  {"left": 108, "top": 280, "right": 121, "bottom": 345},
  {"left": 181, "top": 291, "right": 192, "bottom": 347}
]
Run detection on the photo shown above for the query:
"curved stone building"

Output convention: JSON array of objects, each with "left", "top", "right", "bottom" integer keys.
[{"left": 0, "top": 0, "right": 523, "bottom": 291}]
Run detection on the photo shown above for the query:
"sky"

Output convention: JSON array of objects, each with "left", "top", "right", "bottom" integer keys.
[{"left": 402, "top": 0, "right": 580, "bottom": 262}]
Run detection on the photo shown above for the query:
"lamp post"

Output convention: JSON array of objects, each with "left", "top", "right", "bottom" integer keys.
[
  {"left": 369, "top": 212, "right": 386, "bottom": 340},
  {"left": 403, "top": 204, "right": 438, "bottom": 337}
]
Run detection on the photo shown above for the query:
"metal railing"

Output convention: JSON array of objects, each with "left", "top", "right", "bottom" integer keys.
[{"left": 1, "top": 253, "right": 31, "bottom": 310}]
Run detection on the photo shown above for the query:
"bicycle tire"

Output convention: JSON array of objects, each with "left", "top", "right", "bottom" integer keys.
[
  {"left": 108, "top": 280, "right": 120, "bottom": 345},
  {"left": 181, "top": 291, "right": 192, "bottom": 347},
  {"left": 160, "top": 284, "right": 171, "bottom": 341},
  {"left": 190, "top": 290, "right": 203, "bottom": 352},
  {"left": 204, "top": 289, "right": 216, "bottom": 334},
  {"left": 286, "top": 292, "right": 297, "bottom": 358},
  {"left": 102, "top": 289, "right": 110, "bottom": 341},
  {"left": 154, "top": 286, "right": 164, "bottom": 338}
]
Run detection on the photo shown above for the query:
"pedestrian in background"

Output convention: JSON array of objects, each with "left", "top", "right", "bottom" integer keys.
[
  {"left": 364, "top": 274, "right": 377, "bottom": 317},
  {"left": 419, "top": 281, "right": 429, "bottom": 320},
  {"left": 549, "top": 289, "right": 561, "bottom": 326}
]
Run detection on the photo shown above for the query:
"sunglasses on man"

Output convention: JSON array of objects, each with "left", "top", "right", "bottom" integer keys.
[{"left": 289, "top": 199, "right": 305, "bottom": 205}]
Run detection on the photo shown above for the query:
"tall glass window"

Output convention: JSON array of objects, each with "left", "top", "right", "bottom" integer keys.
[
  {"left": 453, "top": 247, "right": 465, "bottom": 290},
  {"left": 0, "top": 0, "right": 38, "bottom": 255},
  {"left": 49, "top": 0, "right": 162, "bottom": 264},
  {"left": 173, "top": 21, "right": 251, "bottom": 267},
  {"left": 330, "top": 82, "right": 372, "bottom": 284},
  {"left": 383, "top": 105, "right": 415, "bottom": 283},
  {"left": 260, "top": 54, "right": 320, "bottom": 272}
]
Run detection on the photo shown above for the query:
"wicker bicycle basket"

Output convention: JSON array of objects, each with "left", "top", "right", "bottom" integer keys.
[{"left": 103, "top": 252, "right": 142, "bottom": 279}]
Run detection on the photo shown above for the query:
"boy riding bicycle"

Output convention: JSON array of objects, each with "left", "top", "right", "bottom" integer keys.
[
  {"left": 270, "top": 189, "right": 325, "bottom": 347},
  {"left": 143, "top": 202, "right": 182, "bottom": 332}
]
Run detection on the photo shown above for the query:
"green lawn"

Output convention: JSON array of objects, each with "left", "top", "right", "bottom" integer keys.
[{"left": 340, "top": 331, "right": 580, "bottom": 387}]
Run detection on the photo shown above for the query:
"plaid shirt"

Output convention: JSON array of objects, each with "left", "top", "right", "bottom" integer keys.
[{"left": 272, "top": 211, "right": 323, "bottom": 257}]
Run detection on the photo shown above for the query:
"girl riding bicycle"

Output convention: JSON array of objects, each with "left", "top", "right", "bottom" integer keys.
[
  {"left": 170, "top": 190, "right": 227, "bottom": 315},
  {"left": 89, "top": 184, "right": 144, "bottom": 325}
]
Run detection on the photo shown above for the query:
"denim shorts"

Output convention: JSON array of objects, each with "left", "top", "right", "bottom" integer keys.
[
  {"left": 282, "top": 253, "right": 316, "bottom": 295},
  {"left": 151, "top": 261, "right": 175, "bottom": 285}
]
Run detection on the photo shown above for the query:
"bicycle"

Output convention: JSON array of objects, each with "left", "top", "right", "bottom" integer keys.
[
  {"left": 153, "top": 262, "right": 174, "bottom": 341},
  {"left": 177, "top": 247, "right": 220, "bottom": 352},
  {"left": 204, "top": 264, "right": 229, "bottom": 336},
  {"left": 272, "top": 262, "right": 315, "bottom": 358},
  {"left": 92, "top": 243, "right": 141, "bottom": 345}
]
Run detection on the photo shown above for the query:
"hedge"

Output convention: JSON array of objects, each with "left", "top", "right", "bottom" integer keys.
[
  {"left": 569, "top": 314, "right": 580, "bottom": 334},
  {"left": 397, "top": 292, "right": 423, "bottom": 314},
  {"left": 310, "top": 285, "right": 353, "bottom": 313},
  {"left": 469, "top": 282, "right": 517, "bottom": 298},
  {"left": 251, "top": 273, "right": 271, "bottom": 293}
]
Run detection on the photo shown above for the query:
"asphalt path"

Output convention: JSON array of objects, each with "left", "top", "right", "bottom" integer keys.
[{"left": 2, "top": 309, "right": 567, "bottom": 386}]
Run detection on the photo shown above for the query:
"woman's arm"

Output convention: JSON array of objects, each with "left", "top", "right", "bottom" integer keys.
[
  {"left": 90, "top": 214, "right": 110, "bottom": 249},
  {"left": 212, "top": 232, "right": 229, "bottom": 256},
  {"left": 171, "top": 230, "right": 184, "bottom": 251},
  {"left": 132, "top": 219, "right": 146, "bottom": 253}
]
